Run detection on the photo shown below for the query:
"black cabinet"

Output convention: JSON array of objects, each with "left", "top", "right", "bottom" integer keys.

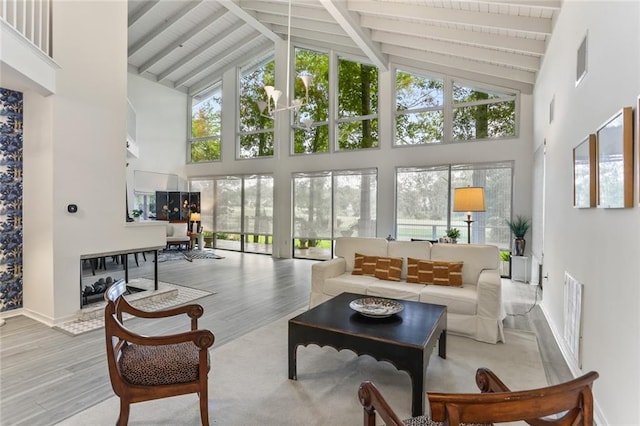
[{"left": 155, "top": 191, "right": 200, "bottom": 221}]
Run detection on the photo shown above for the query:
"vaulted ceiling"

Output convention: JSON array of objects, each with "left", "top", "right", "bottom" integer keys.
[{"left": 127, "top": 0, "right": 561, "bottom": 97}]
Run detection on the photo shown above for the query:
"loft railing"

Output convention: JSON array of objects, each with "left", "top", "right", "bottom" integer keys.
[{"left": 0, "top": 0, "right": 52, "bottom": 57}]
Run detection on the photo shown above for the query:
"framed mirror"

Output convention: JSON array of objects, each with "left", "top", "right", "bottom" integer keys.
[
  {"left": 573, "top": 134, "right": 596, "bottom": 208},
  {"left": 596, "top": 107, "right": 634, "bottom": 208}
]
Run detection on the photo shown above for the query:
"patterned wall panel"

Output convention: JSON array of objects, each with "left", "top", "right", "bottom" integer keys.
[{"left": 0, "top": 88, "right": 23, "bottom": 312}]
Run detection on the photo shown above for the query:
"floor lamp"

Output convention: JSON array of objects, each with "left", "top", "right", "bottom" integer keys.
[{"left": 453, "top": 187, "right": 486, "bottom": 244}]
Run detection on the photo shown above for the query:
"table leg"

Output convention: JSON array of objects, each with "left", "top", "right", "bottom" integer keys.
[
  {"left": 439, "top": 329, "right": 447, "bottom": 359},
  {"left": 410, "top": 363, "right": 426, "bottom": 417},
  {"left": 288, "top": 338, "right": 297, "bottom": 380}
]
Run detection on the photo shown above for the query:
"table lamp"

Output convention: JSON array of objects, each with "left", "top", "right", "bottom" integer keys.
[
  {"left": 190, "top": 212, "right": 201, "bottom": 233},
  {"left": 453, "top": 187, "right": 486, "bottom": 244}
]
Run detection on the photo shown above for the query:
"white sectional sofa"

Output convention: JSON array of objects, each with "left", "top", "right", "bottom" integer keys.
[{"left": 310, "top": 237, "right": 505, "bottom": 343}]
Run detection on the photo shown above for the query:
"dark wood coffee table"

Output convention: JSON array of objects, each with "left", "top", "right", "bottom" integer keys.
[{"left": 289, "top": 292, "right": 447, "bottom": 417}]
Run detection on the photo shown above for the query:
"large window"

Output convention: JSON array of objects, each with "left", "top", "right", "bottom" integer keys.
[
  {"left": 190, "top": 175, "right": 273, "bottom": 254},
  {"left": 395, "top": 70, "right": 444, "bottom": 145},
  {"left": 396, "top": 163, "right": 512, "bottom": 249},
  {"left": 394, "top": 70, "right": 518, "bottom": 145},
  {"left": 337, "top": 58, "right": 378, "bottom": 150},
  {"left": 239, "top": 61, "right": 275, "bottom": 158},
  {"left": 293, "top": 48, "right": 329, "bottom": 154},
  {"left": 452, "top": 82, "right": 516, "bottom": 141},
  {"left": 190, "top": 86, "right": 221, "bottom": 162},
  {"left": 293, "top": 168, "right": 377, "bottom": 259}
]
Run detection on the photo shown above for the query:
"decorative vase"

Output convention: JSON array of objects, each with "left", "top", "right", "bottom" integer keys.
[{"left": 514, "top": 238, "right": 526, "bottom": 256}]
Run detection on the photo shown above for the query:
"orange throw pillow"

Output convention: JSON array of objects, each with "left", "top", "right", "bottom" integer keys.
[
  {"left": 407, "top": 258, "right": 434, "bottom": 284},
  {"left": 352, "top": 253, "right": 379, "bottom": 276},
  {"left": 374, "top": 257, "right": 403, "bottom": 281},
  {"left": 432, "top": 261, "right": 464, "bottom": 286}
]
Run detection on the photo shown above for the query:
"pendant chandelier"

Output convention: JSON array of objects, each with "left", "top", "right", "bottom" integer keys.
[{"left": 257, "top": 0, "right": 312, "bottom": 121}]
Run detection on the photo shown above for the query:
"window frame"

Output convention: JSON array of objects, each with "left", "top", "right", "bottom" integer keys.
[
  {"left": 393, "top": 68, "right": 520, "bottom": 146},
  {"left": 395, "top": 162, "right": 513, "bottom": 249}
]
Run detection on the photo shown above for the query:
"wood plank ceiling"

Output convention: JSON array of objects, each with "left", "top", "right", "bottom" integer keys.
[{"left": 127, "top": 0, "right": 561, "bottom": 97}]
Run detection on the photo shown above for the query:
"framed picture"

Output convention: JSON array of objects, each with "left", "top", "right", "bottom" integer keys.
[
  {"left": 573, "top": 134, "right": 596, "bottom": 208},
  {"left": 596, "top": 106, "right": 634, "bottom": 208}
]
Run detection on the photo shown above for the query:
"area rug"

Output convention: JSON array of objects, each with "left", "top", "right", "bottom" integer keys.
[
  {"left": 54, "top": 280, "right": 214, "bottom": 336},
  {"left": 57, "top": 311, "right": 547, "bottom": 426},
  {"left": 157, "top": 249, "right": 224, "bottom": 262}
]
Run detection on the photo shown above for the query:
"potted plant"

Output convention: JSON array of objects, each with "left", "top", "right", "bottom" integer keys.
[
  {"left": 131, "top": 209, "right": 143, "bottom": 222},
  {"left": 506, "top": 215, "right": 530, "bottom": 256},
  {"left": 445, "top": 228, "right": 461, "bottom": 243},
  {"left": 499, "top": 250, "right": 511, "bottom": 277}
]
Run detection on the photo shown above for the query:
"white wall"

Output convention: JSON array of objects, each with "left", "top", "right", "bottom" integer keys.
[
  {"left": 20, "top": 1, "right": 165, "bottom": 324},
  {"left": 126, "top": 73, "right": 188, "bottom": 189},
  {"left": 533, "top": 1, "right": 640, "bottom": 424}
]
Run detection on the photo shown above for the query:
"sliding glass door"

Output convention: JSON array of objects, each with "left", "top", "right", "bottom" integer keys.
[
  {"left": 396, "top": 162, "right": 512, "bottom": 249},
  {"left": 292, "top": 168, "right": 377, "bottom": 259},
  {"left": 190, "top": 175, "right": 273, "bottom": 254}
]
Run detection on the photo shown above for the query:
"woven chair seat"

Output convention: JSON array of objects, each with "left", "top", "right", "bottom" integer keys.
[
  {"left": 402, "top": 417, "right": 490, "bottom": 426},
  {"left": 119, "top": 342, "right": 210, "bottom": 386}
]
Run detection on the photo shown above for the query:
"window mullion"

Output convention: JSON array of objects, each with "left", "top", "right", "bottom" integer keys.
[
  {"left": 329, "top": 49, "right": 337, "bottom": 152},
  {"left": 443, "top": 77, "right": 453, "bottom": 144}
]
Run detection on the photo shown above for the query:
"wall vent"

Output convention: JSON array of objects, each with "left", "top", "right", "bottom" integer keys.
[{"left": 563, "top": 272, "right": 583, "bottom": 368}]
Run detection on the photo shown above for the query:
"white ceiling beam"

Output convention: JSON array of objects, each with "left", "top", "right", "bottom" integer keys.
[
  {"left": 174, "top": 33, "right": 262, "bottom": 88},
  {"left": 348, "top": 1, "right": 553, "bottom": 35},
  {"left": 381, "top": 44, "right": 536, "bottom": 85},
  {"left": 218, "top": 0, "right": 280, "bottom": 42},
  {"left": 257, "top": 12, "right": 344, "bottom": 36},
  {"left": 128, "top": 0, "right": 160, "bottom": 27},
  {"left": 389, "top": 55, "right": 533, "bottom": 94},
  {"left": 291, "top": 37, "right": 366, "bottom": 58},
  {"left": 128, "top": 1, "right": 203, "bottom": 57},
  {"left": 320, "top": 0, "right": 388, "bottom": 71},
  {"left": 138, "top": 9, "right": 230, "bottom": 74},
  {"left": 242, "top": 2, "right": 334, "bottom": 23},
  {"left": 373, "top": 30, "right": 539, "bottom": 71},
  {"left": 270, "top": 24, "right": 357, "bottom": 49},
  {"left": 361, "top": 15, "right": 545, "bottom": 56},
  {"left": 474, "top": 0, "right": 561, "bottom": 9},
  {"left": 156, "top": 21, "right": 246, "bottom": 82},
  {"left": 189, "top": 43, "right": 271, "bottom": 96}
]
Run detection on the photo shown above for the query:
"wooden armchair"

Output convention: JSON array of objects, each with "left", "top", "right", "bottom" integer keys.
[
  {"left": 104, "top": 280, "right": 215, "bottom": 426},
  {"left": 359, "top": 368, "right": 599, "bottom": 426}
]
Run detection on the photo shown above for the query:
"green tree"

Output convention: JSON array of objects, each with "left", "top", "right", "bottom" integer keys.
[
  {"left": 395, "top": 70, "right": 444, "bottom": 144},
  {"left": 337, "top": 59, "right": 378, "bottom": 150},
  {"left": 293, "top": 48, "right": 329, "bottom": 154},
  {"left": 191, "top": 96, "right": 221, "bottom": 161},
  {"left": 452, "top": 83, "right": 515, "bottom": 140},
  {"left": 239, "top": 62, "right": 275, "bottom": 158}
]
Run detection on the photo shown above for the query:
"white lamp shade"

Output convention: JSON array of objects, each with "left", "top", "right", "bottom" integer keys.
[
  {"left": 264, "top": 86, "right": 275, "bottom": 98},
  {"left": 271, "top": 89, "right": 282, "bottom": 105},
  {"left": 298, "top": 74, "right": 312, "bottom": 89},
  {"left": 453, "top": 187, "right": 486, "bottom": 212}
]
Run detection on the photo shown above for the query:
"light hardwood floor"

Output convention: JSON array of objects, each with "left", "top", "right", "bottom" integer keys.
[{"left": 0, "top": 251, "right": 571, "bottom": 426}]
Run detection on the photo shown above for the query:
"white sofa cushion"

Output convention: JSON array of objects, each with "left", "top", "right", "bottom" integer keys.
[
  {"left": 387, "top": 240, "right": 431, "bottom": 279},
  {"left": 430, "top": 244, "right": 499, "bottom": 285},
  {"left": 324, "top": 274, "right": 378, "bottom": 297},
  {"left": 419, "top": 284, "right": 478, "bottom": 316},
  {"left": 365, "top": 280, "right": 422, "bottom": 301},
  {"left": 334, "top": 237, "right": 388, "bottom": 272}
]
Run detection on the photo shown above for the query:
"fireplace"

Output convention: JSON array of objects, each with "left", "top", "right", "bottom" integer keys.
[{"left": 80, "top": 249, "right": 160, "bottom": 308}]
